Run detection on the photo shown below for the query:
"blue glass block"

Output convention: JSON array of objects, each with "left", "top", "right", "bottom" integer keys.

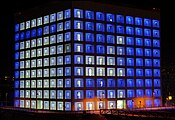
[
  {"left": 106, "top": 24, "right": 114, "bottom": 33},
  {"left": 144, "top": 18, "right": 151, "bottom": 27},
  {"left": 15, "top": 80, "right": 19, "bottom": 88},
  {"left": 136, "top": 89, "right": 144, "bottom": 97},
  {"left": 107, "top": 79, "right": 116, "bottom": 87},
  {"left": 15, "top": 71, "right": 19, "bottom": 78},
  {"left": 85, "top": 10, "right": 94, "bottom": 20},
  {"left": 126, "top": 47, "right": 134, "bottom": 56},
  {"left": 15, "top": 52, "right": 19, "bottom": 60},
  {"left": 136, "top": 58, "right": 143, "bottom": 66},
  {"left": 74, "top": 90, "right": 84, "bottom": 99},
  {"left": 153, "top": 30, "right": 160, "bottom": 38},
  {"left": 96, "top": 12, "right": 104, "bottom": 21},
  {"left": 65, "top": 32, "right": 71, "bottom": 41},
  {"left": 117, "top": 25, "right": 124, "bottom": 34},
  {"left": 86, "top": 79, "right": 95, "bottom": 87},
  {"left": 65, "top": 9, "right": 71, "bottom": 19},
  {"left": 50, "top": 24, "right": 56, "bottom": 33},
  {"left": 136, "top": 79, "right": 144, "bottom": 87},
  {"left": 15, "top": 62, "right": 19, "bottom": 69},
  {"left": 85, "top": 22, "right": 94, "bottom": 31},
  {"left": 26, "top": 30, "right": 30, "bottom": 39},
  {"left": 15, "top": 90, "right": 19, "bottom": 97},
  {"left": 96, "top": 34, "right": 105, "bottom": 43},
  {"left": 65, "top": 21, "right": 71, "bottom": 30},
  {"left": 74, "top": 78, "right": 84, "bottom": 87},
  {"left": 153, "top": 49, "right": 160, "bottom": 57},
  {"left": 96, "top": 45, "right": 105, "bottom": 54},
  {"left": 15, "top": 33, "right": 19, "bottom": 41},
  {"left": 74, "top": 55, "right": 84, "bottom": 64},
  {"left": 127, "top": 58, "right": 134, "bottom": 66},
  {"left": 154, "top": 79, "right": 160, "bottom": 87},
  {"left": 126, "top": 16, "right": 134, "bottom": 24},
  {"left": 127, "top": 79, "right": 134, "bottom": 87},
  {"left": 43, "top": 26, "right": 49, "bottom": 35},
  {"left": 154, "top": 69, "right": 160, "bottom": 77},
  {"left": 96, "top": 23, "right": 104, "bottom": 32},
  {"left": 97, "top": 78, "right": 105, "bottom": 87},
  {"left": 153, "top": 59, "right": 160, "bottom": 67},
  {"left": 31, "top": 29, "right": 36, "bottom": 37},
  {"left": 127, "top": 90, "right": 134, "bottom": 98},
  {"left": 116, "top": 15, "right": 124, "bottom": 23},
  {"left": 145, "top": 69, "right": 152, "bottom": 77},
  {"left": 145, "top": 59, "right": 152, "bottom": 66},
  {"left": 106, "top": 13, "right": 115, "bottom": 22},
  {"left": 127, "top": 68, "right": 134, "bottom": 76},
  {"left": 146, "top": 100, "right": 152, "bottom": 107},
  {"left": 86, "top": 44, "right": 94, "bottom": 53},
  {"left": 154, "top": 99, "right": 161, "bottom": 107},
  {"left": 126, "top": 37, "right": 134, "bottom": 45},
  {"left": 136, "top": 69, "right": 143, "bottom": 76},
  {"left": 152, "top": 20, "right": 160, "bottom": 28},
  {"left": 136, "top": 38, "right": 143, "bottom": 46},
  {"left": 117, "top": 79, "right": 125, "bottom": 87},
  {"left": 86, "top": 33, "right": 94, "bottom": 42},
  {"left": 135, "top": 17, "right": 142, "bottom": 26},
  {"left": 153, "top": 39, "right": 160, "bottom": 47},
  {"left": 144, "top": 38, "right": 151, "bottom": 46},
  {"left": 127, "top": 100, "right": 134, "bottom": 108},
  {"left": 86, "top": 90, "right": 94, "bottom": 98},
  {"left": 145, "top": 49, "right": 152, "bottom": 57},
  {"left": 20, "top": 32, "right": 25, "bottom": 40},
  {"left": 126, "top": 26, "right": 134, "bottom": 35},
  {"left": 145, "top": 89, "right": 152, "bottom": 97},
  {"left": 107, "top": 35, "right": 115, "bottom": 44},
  {"left": 37, "top": 28, "right": 42, "bottom": 36},
  {"left": 136, "top": 48, "right": 143, "bottom": 56},
  {"left": 65, "top": 90, "right": 71, "bottom": 99},
  {"left": 145, "top": 79, "right": 152, "bottom": 87},
  {"left": 135, "top": 27, "right": 143, "bottom": 36},
  {"left": 74, "top": 20, "right": 83, "bottom": 29},
  {"left": 74, "top": 8, "right": 83, "bottom": 18},
  {"left": 144, "top": 29, "right": 151, "bottom": 36},
  {"left": 117, "top": 57, "right": 125, "bottom": 66},
  {"left": 15, "top": 24, "right": 20, "bottom": 32},
  {"left": 74, "top": 32, "right": 83, "bottom": 41},
  {"left": 15, "top": 43, "right": 19, "bottom": 50},
  {"left": 154, "top": 89, "right": 161, "bottom": 97}
]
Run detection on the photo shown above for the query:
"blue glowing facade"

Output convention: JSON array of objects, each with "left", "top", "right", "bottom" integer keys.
[{"left": 14, "top": 1, "right": 161, "bottom": 111}]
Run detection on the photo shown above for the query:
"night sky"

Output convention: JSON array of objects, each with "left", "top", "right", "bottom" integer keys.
[{"left": 0, "top": 0, "right": 173, "bottom": 77}]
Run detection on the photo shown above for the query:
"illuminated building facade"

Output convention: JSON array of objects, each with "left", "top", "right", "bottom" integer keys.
[{"left": 14, "top": 1, "right": 161, "bottom": 111}]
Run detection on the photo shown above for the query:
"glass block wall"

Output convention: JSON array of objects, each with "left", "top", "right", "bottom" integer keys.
[{"left": 14, "top": 7, "right": 161, "bottom": 111}]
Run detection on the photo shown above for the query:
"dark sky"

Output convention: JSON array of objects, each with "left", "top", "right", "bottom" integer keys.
[{"left": 0, "top": 0, "right": 173, "bottom": 77}]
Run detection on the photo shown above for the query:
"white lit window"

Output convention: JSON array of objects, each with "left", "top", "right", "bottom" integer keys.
[
  {"left": 57, "top": 34, "right": 63, "bottom": 43},
  {"left": 25, "top": 60, "right": 30, "bottom": 68},
  {"left": 50, "top": 57, "right": 56, "bottom": 66},
  {"left": 44, "top": 47, "right": 49, "bottom": 56},
  {"left": 20, "top": 90, "right": 24, "bottom": 98},
  {"left": 26, "top": 90, "right": 30, "bottom": 98},
  {"left": 97, "top": 56, "right": 105, "bottom": 65},
  {"left": 26, "top": 100, "right": 30, "bottom": 108},
  {"left": 50, "top": 79, "right": 56, "bottom": 88},
  {"left": 50, "top": 90, "right": 56, "bottom": 99},
  {"left": 57, "top": 45, "right": 63, "bottom": 54},
  {"left": 20, "top": 61, "right": 24, "bottom": 68},
  {"left": 20, "top": 42, "right": 24, "bottom": 49},
  {"left": 37, "top": 38, "right": 42, "bottom": 46},
  {"left": 25, "top": 50, "right": 30, "bottom": 58},
  {"left": 117, "top": 68, "right": 125, "bottom": 76},
  {"left": 31, "top": 70, "right": 36, "bottom": 78},
  {"left": 50, "top": 35, "right": 56, "bottom": 44},
  {"left": 77, "top": 22, "right": 81, "bottom": 29},
  {"left": 37, "top": 69, "right": 42, "bottom": 77},
  {"left": 76, "top": 45, "right": 81, "bottom": 52},
  {"left": 107, "top": 57, "right": 115, "bottom": 65},
  {"left": 50, "top": 68, "right": 56, "bottom": 77},
  {"left": 37, "top": 17, "right": 42, "bottom": 26},
  {"left": 37, "top": 79, "right": 42, "bottom": 88},
  {"left": 44, "top": 15, "right": 49, "bottom": 24},
  {"left": 31, "top": 90, "right": 36, "bottom": 98},
  {"left": 77, "top": 33, "right": 81, "bottom": 41},
  {"left": 57, "top": 90, "right": 63, "bottom": 99},
  {"left": 26, "top": 70, "right": 30, "bottom": 78},
  {"left": 31, "top": 80, "right": 36, "bottom": 88},
  {"left": 20, "top": 51, "right": 24, "bottom": 59},
  {"left": 57, "top": 11, "right": 63, "bottom": 21},
  {"left": 26, "top": 40, "right": 30, "bottom": 48},
  {"left": 25, "top": 80, "right": 30, "bottom": 88},
  {"left": 31, "top": 49, "right": 36, "bottom": 58},
  {"left": 97, "top": 67, "right": 105, "bottom": 76},
  {"left": 76, "top": 10, "right": 81, "bottom": 18},
  {"left": 31, "top": 39, "right": 36, "bottom": 48},
  {"left": 57, "top": 56, "right": 63, "bottom": 65},
  {"left": 107, "top": 46, "right": 115, "bottom": 54},
  {"left": 57, "top": 68, "right": 63, "bottom": 76},
  {"left": 86, "top": 56, "right": 94, "bottom": 65},
  {"left": 76, "top": 56, "right": 81, "bottom": 64},
  {"left": 117, "top": 36, "right": 125, "bottom": 44},
  {"left": 26, "top": 21, "right": 30, "bottom": 29},
  {"left": 31, "top": 60, "right": 36, "bottom": 68},
  {"left": 37, "top": 48, "right": 42, "bottom": 57},
  {"left": 50, "top": 46, "right": 56, "bottom": 55},
  {"left": 107, "top": 68, "right": 115, "bottom": 76},
  {"left": 44, "top": 69, "right": 49, "bottom": 77},
  {"left": 37, "top": 59, "right": 42, "bottom": 67},
  {"left": 44, "top": 101, "right": 49, "bottom": 109},
  {"left": 37, "top": 90, "right": 42, "bottom": 98},
  {"left": 44, "top": 36, "right": 49, "bottom": 45},
  {"left": 20, "top": 80, "right": 24, "bottom": 88},
  {"left": 31, "top": 19, "right": 36, "bottom": 28},
  {"left": 86, "top": 67, "right": 94, "bottom": 76},
  {"left": 44, "top": 90, "right": 49, "bottom": 98},
  {"left": 20, "top": 22, "right": 25, "bottom": 30},
  {"left": 44, "top": 79, "right": 49, "bottom": 88},
  {"left": 57, "top": 102, "right": 63, "bottom": 110}
]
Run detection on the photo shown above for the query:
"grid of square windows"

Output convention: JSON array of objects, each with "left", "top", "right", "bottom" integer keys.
[{"left": 14, "top": 7, "right": 161, "bottom": 111}]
